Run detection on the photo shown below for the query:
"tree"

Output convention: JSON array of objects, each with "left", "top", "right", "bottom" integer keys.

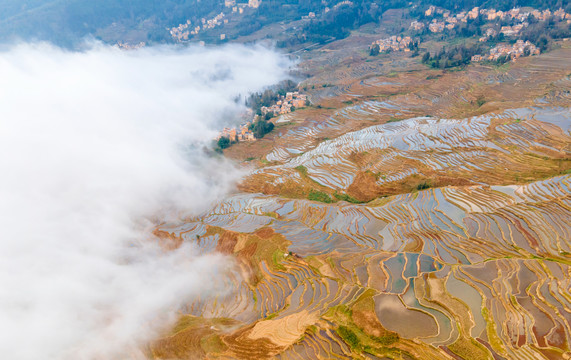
[
  {"left": 422, "top": 52, "right": 431, "bottom": 63},
  {"left": 537, "top": 36, "right": 549, "bottom": 52},
  {"left": 251, "top": 120, "right": 275, "bottom": 139},
  {"left": 370, "top": 43, "right": 380, "bottom": 56},
  {"left": 217, "top": 136, "right": 230, "bottom": 149}
]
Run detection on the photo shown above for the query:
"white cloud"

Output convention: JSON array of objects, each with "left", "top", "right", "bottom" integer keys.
[{"left": 0, "top": 42, "right": 290, "bottom": 359}]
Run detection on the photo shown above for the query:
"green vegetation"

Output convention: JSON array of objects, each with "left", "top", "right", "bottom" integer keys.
[
  {"left": 265, "top": 312, "right": 278, "bottom": 320},
  {"left": 372, "top": 333, "right": 400, "bottom": 346},
  {"left": 333, "top": 192, "right": 361, "bottom": 203},
  {"left": 200, "top": 334, "right": 227, "bottom": 354},
  {"left": 422, "top": 44, "right": 485, "bottom": 69},
  {"left": 262, "top": 211, "right": 279, "bottom": 219},
  {"left": 217, "top": 136, "right": 233, "bottom": 150},
  {"left": 0, "top": 0, "right": 223, "bottom": 46},
  {"left": 370, "top": 44, "right": 380, "bottom": 56},
  {"left": 419, "top": 0, "right": 566, "bottom": 11},
  {"left": 521, "top": 17, "right": 571, "bottom": 51},
  {"left": 249, "top": 119, "right": 275, "bottom": 139},
  {"left": 476, "top": 96, "right": 486, "bottom": 107},
  {"left": 295, "top": 165, "right": 309, "bottom": 177},
  {"left": 296, "top": 0, "right": 387, "bottom": 44},
  {"left": 324, "top": 300, "right": 410, "bottom": 358},
  {"left": 416, "top": 181, "right": 431, "bottom": 190},
  {"left": 426, "top": 74, "right": 442, "bottom": 80},
  {"left": 447, "top": 336, "right": 493, "bottom": 360},
  {"left": 308, "top": 189, "right": 334, "bottom": 203},
  {"left": 271, "top": 249, "right": 287, "bottom": 271},
  {"left": 4, "top": 0, "right": 571, "bottom": 51},
  {"left": 337, "top": 326, "right": 360, "bottom": 349}
]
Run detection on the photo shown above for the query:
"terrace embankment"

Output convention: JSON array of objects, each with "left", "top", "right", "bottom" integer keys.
[
  {"left": 240, "top": 106, "right": 571, "bottom": 202},
  {"left": 228, "top": 47, "right": 571, "bottom": 202},
  {"left": 149, "top": 43, "right": 571, "bottom": 359},
  {"left": 152, "top": 174, "right": 571, "bottom": 359}
]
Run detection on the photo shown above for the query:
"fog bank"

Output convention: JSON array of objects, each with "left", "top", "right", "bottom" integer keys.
[{"left": 0, "top": 42, "right": 290, "bottom": 359}]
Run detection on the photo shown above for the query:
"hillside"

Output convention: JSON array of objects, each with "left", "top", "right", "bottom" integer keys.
[
  {"left": 1, "top": 1, "right": 569, "bottom": 358},
  {"left": 150, "top": 37, "right": 571, "bottom": 359}
]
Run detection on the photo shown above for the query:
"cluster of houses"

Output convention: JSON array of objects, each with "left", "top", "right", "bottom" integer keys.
[
  {"left": 427, "top": 20, "right": 448, "bottom": 33},
  {"left": 170, "top": 0, "right": 264, "bottom": 41},
  {"left": 115, "top": 41, "right": 146, "bottom": 50},
  {"left": 412, "top": 9, "right": 462, "bottom": 33},
  {"left": 499, "top": 23, "right": 528, "bottom": 37},
  {"left": 482, "top": 7, "right": 571, "bottom": 22},
  {"left": 478, "top": 28, "right": 497, "bottom": 41},
  {"left": 471, "top": 40, "right": 540, "bottom": 62},
  {"left": 261, "top": 92, "right": 308, "bottom": 116},
  {"left": 301, "top": 12, "right": 316, "bottom": 20},
  {"left": 214, "top": 91, "right": 307, "bottom": 142},
  {"left": 216, "top": 123, "right": 256, "bottom": 142},
  {"left": 333, "top": 1, "right": 353, "bottom": 11},
  {"left": 410, "top": 20, "right": 425, "bottom": 31},
  {"left": 412, "top": 6, "right": 571, "bottom": 34},
  {"left": 169, "top": 20, "right": 193, "bottom": 41},
  {"left": 169, "top": 12, "right": 228, "bottom": 41},
  {"left": 225, "top": 0, "right": 261, "bottom": 14},
  {"left": 371, "top": 36, "right": 414, "bottom": 52}
]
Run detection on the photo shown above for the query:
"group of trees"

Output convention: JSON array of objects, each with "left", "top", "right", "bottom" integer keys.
[
  {"left": 520, "top": 18, "right": 571, "bottom": 52},
  {"left": 217, "top": 136, "right": 234, "bottom": 150},
  {"left": 245, "top": 80, "right": 297, "bottom": 115},
  {"left": 302, "top": 0, "right": 406, "bottom": 43},
  {"left": 421, "top": 43, "right": 485, "bottom": 68},
  {"left": 249, "top": 119, "right": 275, "bottom": 139}
]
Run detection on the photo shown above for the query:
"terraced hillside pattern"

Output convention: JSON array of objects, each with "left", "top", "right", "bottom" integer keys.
[{"left": 151, "top": 44, "right": 571, "bottom": 359}]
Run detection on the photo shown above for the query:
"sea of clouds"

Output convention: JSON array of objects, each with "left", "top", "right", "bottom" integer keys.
[{"left": 0, "top": 42, "right": 290, "bottom": 359}]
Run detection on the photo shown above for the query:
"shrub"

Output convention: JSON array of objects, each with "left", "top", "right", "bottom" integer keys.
[
  {"left": 337, "top": 326, "right": 360, "bottom": 349},
  {"left": 333, "top": 192, "right": 361, "bottom": 203},
  {"left": 417, "top": 182, "right": 430, "bottom": 190},
  {"left": 308, "top": 190, "right": 333, "bottom": 203}
]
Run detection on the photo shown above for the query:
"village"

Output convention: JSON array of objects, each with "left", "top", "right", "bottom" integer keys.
[
  {"left": 471, "top": 39, "right": 540, "bottom": 62},
  {"left": 169, "top": 12, "right": 227, "bottom": 41},
  {"left": 169, "top": 0, "right": 261, "bottom": 42},
  {"left": 370, "top": 35, "right": 414, "bottom": 52},
  {"left": 411, "top": 6, "right": 571, "bottom": 34},
  {"left": 115, "top": 41, "right": 146, "bottom": 50},
  {"left": 215, "top": 91, "right": 308, "bottom": 145},
  {"left": 260, "top": 91, "right": 308, "bottom": 116},
  {"left": 216, "top": 122, "right": 256, "bottom": 143}
]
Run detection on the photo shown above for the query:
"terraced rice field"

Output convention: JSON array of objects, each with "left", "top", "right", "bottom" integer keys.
[
  {"left": 152, "top": 175, "right": 571, "bottom": 359},
  {"left": 150, "top": 44, "right": 571, "bottom": 359},
  {"left": 243, "top": 105, "right": 570, "bottom": 201}
]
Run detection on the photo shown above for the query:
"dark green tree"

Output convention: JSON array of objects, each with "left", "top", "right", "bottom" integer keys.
[
  {"left": 370, "top": 43, "right": 380, "bottom": 56},
  {"left": 217, "top": 136, "right": 231, "bottom": 149}
]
